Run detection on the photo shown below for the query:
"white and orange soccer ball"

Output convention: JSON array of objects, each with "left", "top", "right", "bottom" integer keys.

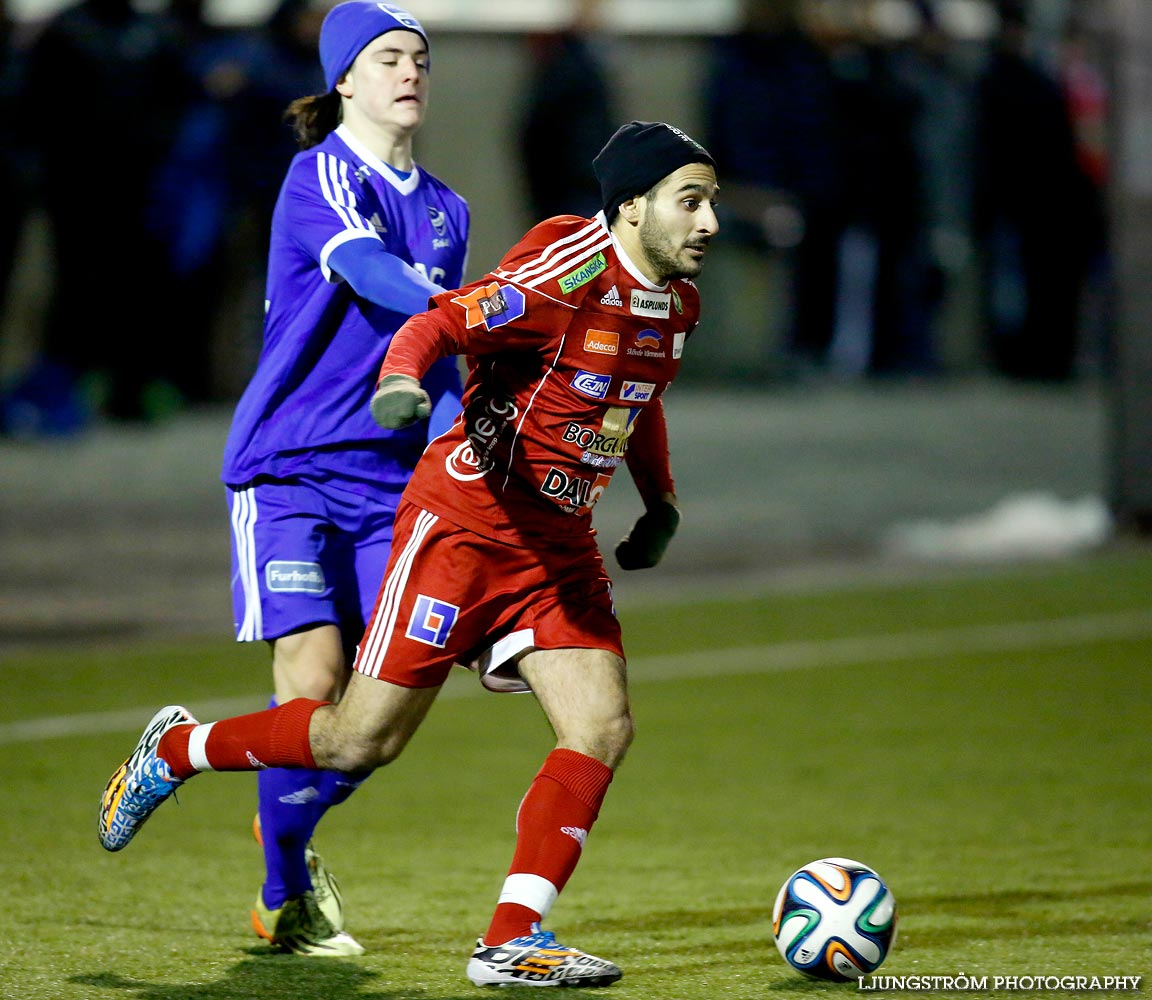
[{"left": 772, "top": 857, "right": 897, "bottom": 981}]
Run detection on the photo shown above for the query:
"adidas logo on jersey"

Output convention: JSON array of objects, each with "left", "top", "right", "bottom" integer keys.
[{"left": 600, "top": 285, "right": 623, "bottom": 307}]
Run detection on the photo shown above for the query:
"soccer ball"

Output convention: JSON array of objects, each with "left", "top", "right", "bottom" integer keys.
[{"left": 772, "top": 857, "right": 897, "bottom": 981}]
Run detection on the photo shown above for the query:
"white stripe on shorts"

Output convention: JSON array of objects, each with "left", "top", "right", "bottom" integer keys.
[
  {"left": 357, "top": 508, "right": 439, "bottom": 679},
  {"left": 230, "top": 487, "right": 262, "bottom": 642}
]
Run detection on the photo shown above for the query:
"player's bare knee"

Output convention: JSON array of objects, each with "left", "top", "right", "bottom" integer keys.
[
  {"left": 577, "top": 710, "right": 634, "bottom": 770},
  {"left": 317, "top": 732, "right": 403, "bottom": 772}
]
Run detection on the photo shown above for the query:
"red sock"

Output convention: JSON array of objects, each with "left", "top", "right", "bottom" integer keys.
[
  {"left": 158, "top": 698, "right": 325, "bottom": 780},
  {"left": 484, "top": 748, "right": 613, "bottom": 945}
]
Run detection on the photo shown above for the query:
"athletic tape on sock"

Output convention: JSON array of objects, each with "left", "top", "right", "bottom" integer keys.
[
  {"left": 187, "top": 723, "right": 216, "bottom": 772},
  {"left": 498, "top": 873, "right": 559, "bottom": 920}
]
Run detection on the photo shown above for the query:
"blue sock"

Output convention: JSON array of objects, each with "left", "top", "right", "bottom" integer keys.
[{"left": 257, "top": 703, "right": 366, "bottom": 910}]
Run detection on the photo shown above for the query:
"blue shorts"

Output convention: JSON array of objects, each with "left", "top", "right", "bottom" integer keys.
[{"left": 228, "top": 477, "right": 401, "bottom": 645}]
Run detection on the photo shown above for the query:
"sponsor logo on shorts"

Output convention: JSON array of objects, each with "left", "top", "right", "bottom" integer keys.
[
  {"left": 558, "top": 252, "right": 607, "bottom": 294},
  {"left": 630, "top": 288, "right": 671, "bottom": 318},
  {"left": 571, "top": 370, "right": 611, "bottom": 399},
  {"left": 266, "top": 561, "right": 325, "bottom": 594},
  {"left": 452, "top": 281, "right": 527, "bottom": 330},
  {"left": 621, "top": 380, "right": 657, "bottom": 402},
  {"left": 584, "top": 329, "right": 619, "bottom": 355},
  {"left": 406, "top": 594, "right": 459, "bottom": 648}
]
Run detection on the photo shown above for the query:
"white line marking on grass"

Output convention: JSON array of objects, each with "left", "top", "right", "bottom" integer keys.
[{"left": 1, "top": 611, "right": 1149, "bottom": 746}]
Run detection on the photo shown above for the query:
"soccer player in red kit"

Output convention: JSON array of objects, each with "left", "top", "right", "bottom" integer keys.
[{"left": 99, "top": 121, "right": 720, "bottom": 988}]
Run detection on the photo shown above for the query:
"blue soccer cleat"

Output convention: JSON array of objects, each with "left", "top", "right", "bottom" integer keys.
[
  {"left": 466, "top": 925, "right": 622, "bottom": 988},
  {"left": 99, "top": 705, "right": 197, "bottom": 852}
]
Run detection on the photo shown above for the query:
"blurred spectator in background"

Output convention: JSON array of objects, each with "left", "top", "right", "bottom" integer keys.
[
  {"left": 4, "top": 0, "right": 185, "bottom": 432},
  {"left": 518, "top": 0, "right": 616, "bottom": 221},
  {"left": 150, "top": 0, "right": 326, "bottom": 405},
  {"left": 974, "top": 0, "right": 1093, "bottom": 381},
  {"left": 825, "top": 0, "right": 937, "bottom": 377},
  {"left": 705, "top": 0, "right": 842, "bottom": 373},
  {"left": 1057, "top": 7, "right": 1112, "bottom": 375},
  {"left": 0, "top": 0, "right": 32, "bottom": 389}
]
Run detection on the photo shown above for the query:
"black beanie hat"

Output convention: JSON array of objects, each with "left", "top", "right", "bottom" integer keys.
[{"left": 593, "top": 121, "right": 715, "bottom": 224}]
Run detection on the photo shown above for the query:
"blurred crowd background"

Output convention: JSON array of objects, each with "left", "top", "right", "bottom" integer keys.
[{"left": 0, "top": 0, "right": 1128, "bottom": 430}]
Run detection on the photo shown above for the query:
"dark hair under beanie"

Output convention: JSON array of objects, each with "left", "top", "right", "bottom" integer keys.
[{"left": 593, "top": 121, "right": 714, "bottom": 224}]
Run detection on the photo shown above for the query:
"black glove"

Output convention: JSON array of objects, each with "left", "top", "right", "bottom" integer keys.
[
  {"left": 371, "top": 374, "right": 431, "bottom": 429},
  {"left": 615, "top": 500, "right": 680, "bottom": 570}
]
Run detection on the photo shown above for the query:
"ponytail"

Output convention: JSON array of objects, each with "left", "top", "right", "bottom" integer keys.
[{"left": 284, "top": 91, "right": 342, "bottom": 150}]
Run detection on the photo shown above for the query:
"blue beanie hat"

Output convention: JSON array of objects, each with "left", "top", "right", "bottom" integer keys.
[{"left": 319, "top": 1, "right": 429, "bottom": 92}]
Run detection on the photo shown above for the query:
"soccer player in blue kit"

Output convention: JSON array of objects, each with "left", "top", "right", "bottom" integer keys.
[{"left": 219, "top": 1, "right": 468, "bottom": 956}]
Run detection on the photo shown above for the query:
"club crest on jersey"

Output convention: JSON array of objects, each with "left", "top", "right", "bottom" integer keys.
[
  {"left": 584, "top": 329, "right": 619, "bottom": 355},
  {"left": 406, "top": 595, "right": 459, "bottom": 648},
  {"left": 427, "top": 205, "right": 450, "bottom": 248},
  {"left": 628, "top": 329, "right": 665, "bottom": 358},
  {"left": 630, "top": 288, "right": 671, "bottom": 318},
  {"left": 621, "top": 380, "right": 657, "bottom": 402},
  {"left": 571, "top": 370, "right": 611, "bottom": 399},
  {"left": 558, "top": 252, "right": 607, "bottom": 295},
  {"left": 452, "top": 282, "right": 527, "bottom": 330}
]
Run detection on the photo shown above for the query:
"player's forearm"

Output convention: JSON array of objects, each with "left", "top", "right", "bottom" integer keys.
[
  {"left": 624, "top": 399, "right": 676, "bottom": 510},
  {"left": 327, "top": 238, "right": 441, "bottom": 317},
  {"left": 378, "top": 309, "right": 462, "bottom": 383}
]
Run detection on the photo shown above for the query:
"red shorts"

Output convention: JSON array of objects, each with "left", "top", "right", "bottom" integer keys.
[{"left": 353, "top": 500, "right": 623, "bottom": 690}]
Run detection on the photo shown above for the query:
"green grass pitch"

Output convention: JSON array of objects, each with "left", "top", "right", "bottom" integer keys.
[{"left": 0, "top": 551, "right": 1149, "bottom": 999}]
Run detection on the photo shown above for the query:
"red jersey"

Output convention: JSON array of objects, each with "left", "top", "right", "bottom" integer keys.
[{"left": 380, "top": 212, "right": 701, "bottom": 543}]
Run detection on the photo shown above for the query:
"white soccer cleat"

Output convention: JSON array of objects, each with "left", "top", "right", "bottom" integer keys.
[{"left": 466, "top": 925, "right": 622, "bottom": 988}]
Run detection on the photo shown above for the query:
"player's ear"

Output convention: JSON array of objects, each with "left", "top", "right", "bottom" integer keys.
[
  {"left": 617, "top": 196, "right": 642, "bottom": 226},
  {"left": 336, "top": 72, "right": 354, "bottom": 98}
]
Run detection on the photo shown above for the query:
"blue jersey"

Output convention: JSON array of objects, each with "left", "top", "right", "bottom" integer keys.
[{"left": 222, "top": 123, "right": 469, "bottom": 492}]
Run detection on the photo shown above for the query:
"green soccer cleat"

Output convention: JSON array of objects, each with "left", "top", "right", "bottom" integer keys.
[
  {"left": 253, "top": 813, "right": 347, "bottom": 933},
  {"left": 466, "top": 925, "right": 622, "bottom": 988},
  {"left": 306, "top": 842, "right": 346, "bottom": 933},
  {"left": 99, "top": 705, "right": 197, "bottom": 852},
  {"left": 251, "top": 889, "right": 365, "bottom": 957}
]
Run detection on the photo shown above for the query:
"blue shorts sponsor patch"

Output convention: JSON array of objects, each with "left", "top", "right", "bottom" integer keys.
[{"left": 266, "top": 560, "right": 326, "bottom": 593}]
